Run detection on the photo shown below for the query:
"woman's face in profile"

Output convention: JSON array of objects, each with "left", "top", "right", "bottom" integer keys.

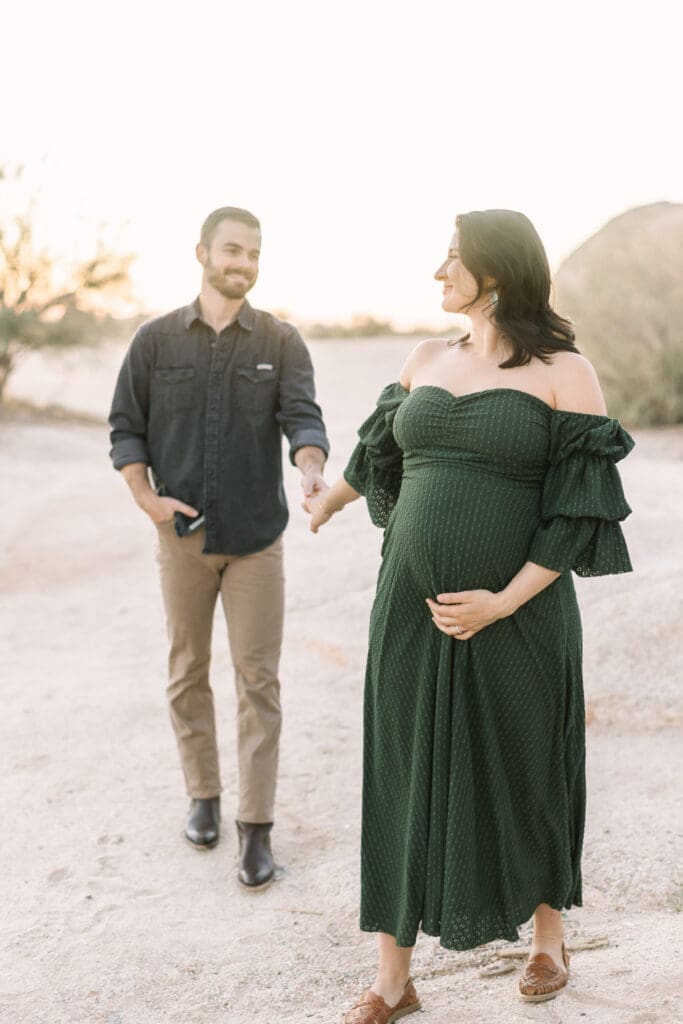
[{"left": 435, "top": 231, "right": 481, "bottom": 314}]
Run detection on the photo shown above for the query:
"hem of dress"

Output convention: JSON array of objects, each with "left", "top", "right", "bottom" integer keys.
[{"left": 359, "top": 891, "right": 583, "bottom": 952}]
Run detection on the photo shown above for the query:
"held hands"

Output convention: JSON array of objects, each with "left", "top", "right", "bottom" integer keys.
[
  {"left": 301, "top": 483, "right": 333, "bottom": 533},
  {"left": 426, "top": 590, "right": 514, "bottom": 641},
  {"left": 301, "top": 469, "right": 327, "bottom": 503},
  {"left": 298, "top": 451, "right": 332, "bottom": 533},
  {"left": 300, "top": 472, "right": 360, "bottom": 533}
]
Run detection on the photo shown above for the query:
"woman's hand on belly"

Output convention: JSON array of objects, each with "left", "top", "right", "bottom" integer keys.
[{"left": 426, "top": 590, "right": 511, "bottom": 641}]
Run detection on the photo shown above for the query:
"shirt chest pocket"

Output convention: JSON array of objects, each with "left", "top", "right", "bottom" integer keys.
[
  {"left": 152, "top": 367, "right": 196, "bottom": 413},
  {"left": 236, "top": 365, "right": 279, "bottom": 414}
]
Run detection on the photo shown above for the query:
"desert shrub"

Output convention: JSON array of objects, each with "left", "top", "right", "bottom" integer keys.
[{"left": 554, "top": 202, "right": 683, "bottom": 427}]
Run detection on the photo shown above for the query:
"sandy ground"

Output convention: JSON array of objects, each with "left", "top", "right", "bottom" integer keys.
[{"left": 1, "top": 339, "right": 682, "bottom": 1024}]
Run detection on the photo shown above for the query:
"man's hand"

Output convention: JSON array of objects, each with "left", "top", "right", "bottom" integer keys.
[
  {"left": 304, "top": 493, "right": 334, "bottom": 533},
  {"left": 120, "top": 462, "right": 198, "bottom": 525},
  {"left": 294, "top": 445, "right": 326, "bottom": 501},
  {"left": 426, "top": 589, "right": 511, "bottom": 641},
  {"left": 139, "top": 493, "right": 200, "bottom": 525},
  {"left": 301, "top": 470, "right": 326, "bottom": 501}
]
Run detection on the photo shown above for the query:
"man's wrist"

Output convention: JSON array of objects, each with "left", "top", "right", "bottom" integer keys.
[
  {"left": 132, "top": 481, "right": 158, "bottom": 513},
  {"left": 136, "top": 490, "right": 157, "bottom": 513},
  {"left": 121, "top": 463, "right": 153, "bottom": 505},
  {"left": 295, "top": 445, "right": 326, "bottom": 475}
]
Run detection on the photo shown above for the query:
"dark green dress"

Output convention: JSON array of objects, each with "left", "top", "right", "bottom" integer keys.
[{"left": 343, "top": 384, "right": 634, "bottom": 951}]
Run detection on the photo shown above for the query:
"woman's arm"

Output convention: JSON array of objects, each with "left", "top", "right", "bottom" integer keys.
[{"left": 426, "top": 562, "right": 561, "bottom": 641}]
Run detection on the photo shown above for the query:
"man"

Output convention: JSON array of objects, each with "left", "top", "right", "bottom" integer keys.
[{"left": 108, "top": 207, "right": 329, "bottom": 890}]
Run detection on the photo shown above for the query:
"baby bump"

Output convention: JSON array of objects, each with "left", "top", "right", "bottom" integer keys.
[{"left": 384, "top": 466, "right": 542, "bottom": 593}]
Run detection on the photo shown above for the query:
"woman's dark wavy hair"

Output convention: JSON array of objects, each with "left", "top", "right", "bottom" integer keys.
[{"left": 454, "top": 209, "right": 578, "bottom": 367}]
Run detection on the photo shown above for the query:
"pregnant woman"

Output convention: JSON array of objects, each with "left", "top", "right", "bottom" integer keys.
[{"left": 305, "top": 209, "right": 635, "bottom": 1023}]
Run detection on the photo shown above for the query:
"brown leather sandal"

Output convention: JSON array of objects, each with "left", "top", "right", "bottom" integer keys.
[
  {"left": 519, "top": 941, "right": 570, "bottom": 1002},
  {"left": 341, "top": 978, "right": 421, "bottom": 1023}
]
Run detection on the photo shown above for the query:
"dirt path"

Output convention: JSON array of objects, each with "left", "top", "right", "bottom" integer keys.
[{"left": 1, "top": 340, "right": 681, "bottom": 1023}]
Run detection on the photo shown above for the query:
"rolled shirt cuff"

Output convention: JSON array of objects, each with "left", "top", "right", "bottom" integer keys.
[
  {"left": 110, "top": 437, "right": 151, "bottom": 471},
  {"left": 288, "top": 429, "right": 330, "bottom": 466}
]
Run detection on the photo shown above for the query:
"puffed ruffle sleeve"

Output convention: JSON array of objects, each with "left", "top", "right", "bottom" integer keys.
[
  {"left": 343, "top": 382, "right": 408, "bottom": 528},
  {"left": 527, "top": 411, "right": 635, "bottom": 577}
]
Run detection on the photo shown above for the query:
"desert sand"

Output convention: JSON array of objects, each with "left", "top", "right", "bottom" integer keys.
[{"left": 1, "top": 338, "right": 682, "bottom": 1024}]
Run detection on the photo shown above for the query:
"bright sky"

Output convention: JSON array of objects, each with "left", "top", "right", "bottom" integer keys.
[{"left": 3, "top": 0, "right": 681, "bottom": 328}]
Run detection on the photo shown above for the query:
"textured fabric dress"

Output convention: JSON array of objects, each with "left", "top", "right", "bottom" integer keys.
[{"left": 343, "top": 383, "right": 634, "bottom": 951}]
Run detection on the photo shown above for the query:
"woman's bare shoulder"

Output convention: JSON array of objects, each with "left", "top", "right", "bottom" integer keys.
[
  {"left": 399, "top": 338, "right": 449, "bottom": 389},
  {"left": 548, "top": 350, "right": 607, "bottom": 415}
]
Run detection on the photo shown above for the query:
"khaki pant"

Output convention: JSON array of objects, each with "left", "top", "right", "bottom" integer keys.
[{"left": 155, "top": 523, "right": 285, "bottom": 823}]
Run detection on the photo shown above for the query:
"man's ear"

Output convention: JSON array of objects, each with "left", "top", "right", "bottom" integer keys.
[{"left": 196, "top": 242, "right": 208, "bottom": 267}]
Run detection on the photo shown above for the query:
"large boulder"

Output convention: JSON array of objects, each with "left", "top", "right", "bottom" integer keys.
[{"left": 554, "top": 202, "right": 683, "bottom": 426}]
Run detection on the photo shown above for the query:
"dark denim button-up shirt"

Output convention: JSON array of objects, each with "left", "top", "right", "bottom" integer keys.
[{"left": 109, "top": 299, "right": 329, "bottom": 555}]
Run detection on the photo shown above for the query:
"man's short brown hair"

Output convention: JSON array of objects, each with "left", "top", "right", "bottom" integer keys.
[{"left": 200, "top": 207, "right": 261, "bottom": 248}]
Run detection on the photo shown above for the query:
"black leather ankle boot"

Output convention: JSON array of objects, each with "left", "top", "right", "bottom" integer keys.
[
  {"left": 184, "top": 797, "right": 221, "bottom": 848},
  {"left": 236, "top": 821, "right": 274, "bottom": 889}
]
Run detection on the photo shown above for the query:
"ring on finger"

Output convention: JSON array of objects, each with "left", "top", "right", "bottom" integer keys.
[{"left": 453, "top": 624, "right": 463, "bottom": 635}]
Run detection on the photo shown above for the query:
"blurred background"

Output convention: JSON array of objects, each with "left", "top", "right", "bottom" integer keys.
[{"left": 2, "top": 0, "right": 682, "bottom": 427}]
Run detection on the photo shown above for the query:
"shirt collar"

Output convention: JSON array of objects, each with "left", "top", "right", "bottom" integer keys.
[{"left": 183, "top": 297, "right": 255, "bottom": 332}]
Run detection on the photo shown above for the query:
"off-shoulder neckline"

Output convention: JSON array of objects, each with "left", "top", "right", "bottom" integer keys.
[{"left": 395, "top": 383, "right": 614, "bottom": 420}]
